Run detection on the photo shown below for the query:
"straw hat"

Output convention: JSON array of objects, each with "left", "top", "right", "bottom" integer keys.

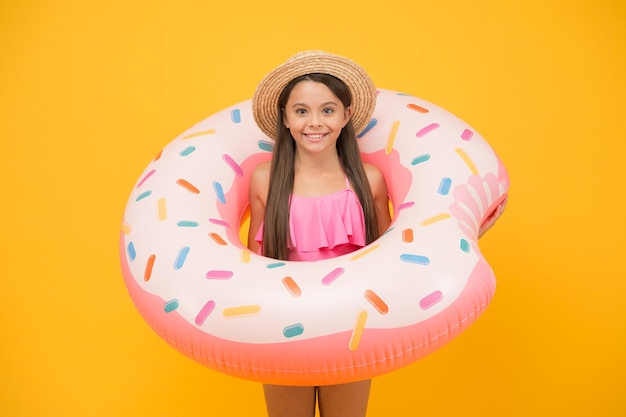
[{"left": 252, "top": 50, "right": 377, "bottom": 139}]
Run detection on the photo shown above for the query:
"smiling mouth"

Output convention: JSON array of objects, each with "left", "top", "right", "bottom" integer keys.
[{"left": 304, "top": 133, "right": 326, "bottom": 139}]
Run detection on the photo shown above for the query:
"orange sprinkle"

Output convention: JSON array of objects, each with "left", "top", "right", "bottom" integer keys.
[
  {"left": 153, "top": 149, "right": 163, "bottom": 161},
  {"left": 402, "top": 228, "right": 414, "bottom": 242},
  {"left": 349, "top": 310, "right": 368, "bottom": 351},
  {"left": 176, "top": 179, "right": 200, "bottom": 194},
  {"left": 407, "top": 103, "right": 429, "bottom": 113},
  {"left": 282, "top": 277, "right": 302, "bottom": 298},
  {"left": 144, "top": 254, "right": 156, "bottom": 282},
  {"left": 364, "top": 290, "right": 389, "bottom": 315},
  {"left": 209, "top": 233, "right": 227, "bottom": 245}
]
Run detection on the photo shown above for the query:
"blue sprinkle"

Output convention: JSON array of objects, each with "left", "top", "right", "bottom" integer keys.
[
  {"left": 179, "top": 146, "right": 196, "bottom": 156},
  {"left": 174, "top": 246, "right": 190, "bottom": 270},
  {"left": 127, "top": 242, "right": 136, "bottom": 261},
  {"left": 411, "top": 154, "right": 431, "bottom": 165},
  {"left": 400, "top": 254, "right": 430, "bottom": 265},
  {"left": 213, "top": 181, "right": 225, "bottom": 204},
  {"left": 460, "top": 239, "right": 470, "bottom": 253},
  {"left": 136, "top": 190, "right": 152, "bottom": 201},
  {"left": 231, "top": 109, "right": 241, "bottom": 123},
  {"left": 357, "top": 118, "right": 377, "bottom": 138},
  {"left": 267, "top": 262, "right": 286, "bottom": 269},
  {"left": 177, "top": 220, "right": 199, "bottom": 227},
  {"left": 283, "top": 323, "right": 304, "bottom": 338},
  {"left": 438, "top": 177, "right": 452, "bottom": 195},
  {"left": 164, "top": 299, "right": 179, "bottom": 313},
  {"left": 258, "top": 140, "right": 274, "bottom": 152}
]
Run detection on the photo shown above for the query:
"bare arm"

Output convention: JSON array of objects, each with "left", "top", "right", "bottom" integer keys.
[
  {"left": 247, "top": 162, "right": 270, "bottom": 253},
  {"left": 364, "top": 163, "right": 392, "bottom": 236}
]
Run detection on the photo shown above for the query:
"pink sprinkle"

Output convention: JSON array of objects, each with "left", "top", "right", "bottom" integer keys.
[
  {"left": 195, "top": 300, "right": 216, "bottom": 326},
  {"left": 461, "top": 129, "right": 474, "bottom": 141},
  {"left": 397, "top": 201, "right": 415, "bottom": 211},
  {"left": 223, "top": 154, "right": 243, "bottom": 177},
  {"left": 321, "top": 267, "right": 345, "bottom": 286},
  {"left": 420, "top": 290, "right": 443, "bottom": 310},
  {"left": 416, "top": 123, "right": 440, "bottom": 138},
  {"left": 209, "top": 218, "right": 230, "bottom": 227},
  {"left": 137, "top": 169, "right": 156, "bottom": 188},
  {"left": 206, "top": 270, "right": 233, "bottom": 279}
]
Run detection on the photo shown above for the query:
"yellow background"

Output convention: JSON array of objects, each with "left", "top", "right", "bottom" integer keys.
[{"left": 2, "top": 0, "right": 625, "bottom": 416}]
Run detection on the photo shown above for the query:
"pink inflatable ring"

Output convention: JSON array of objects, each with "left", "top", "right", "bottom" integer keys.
[{"left": 120, "top": 89, "right": 509, "bottom": 385}]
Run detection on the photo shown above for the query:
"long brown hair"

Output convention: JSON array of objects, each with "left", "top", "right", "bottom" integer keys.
[{"left": 262, "top": 73, "right": 379, "bottom": 260}]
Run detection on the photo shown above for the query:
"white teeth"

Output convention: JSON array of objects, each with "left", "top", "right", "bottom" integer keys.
[{"left": 307, "top": 134, "right": 324, "bottom": 139}]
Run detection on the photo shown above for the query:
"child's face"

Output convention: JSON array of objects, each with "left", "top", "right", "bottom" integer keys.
[{"left": 283, "top": 80, "right": 352, "bottom": 156}]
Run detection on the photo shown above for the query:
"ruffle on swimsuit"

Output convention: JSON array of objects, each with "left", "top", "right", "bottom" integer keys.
[{"left": 255, "top": 177, "right": 366, "bottom": 261}]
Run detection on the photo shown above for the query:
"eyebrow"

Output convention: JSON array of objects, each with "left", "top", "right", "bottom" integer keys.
[{"left": 290, "top": 101, "right": 339, "bottom": 108}]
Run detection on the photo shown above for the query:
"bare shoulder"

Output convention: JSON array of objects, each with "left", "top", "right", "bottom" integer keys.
[{"left": 363, "top": 163, "right": 387, "bottom": 196}]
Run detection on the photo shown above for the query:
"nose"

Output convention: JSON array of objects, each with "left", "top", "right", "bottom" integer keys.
[{"left": 308, "top": 112, "right": 322, "bottom": 127}]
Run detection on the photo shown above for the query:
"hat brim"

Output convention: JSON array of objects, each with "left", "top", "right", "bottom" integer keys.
[{"left": 252, "top": 50, "right": 377, "bottom": 139}]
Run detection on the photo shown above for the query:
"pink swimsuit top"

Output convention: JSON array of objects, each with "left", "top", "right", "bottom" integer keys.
[{"left": 255, "top": 176, "right": 367, "bottom": 261}]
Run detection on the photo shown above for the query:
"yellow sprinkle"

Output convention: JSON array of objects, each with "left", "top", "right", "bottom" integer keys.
[
  {"left": 386, "top": 121, "right": 400, "bottom": 155},
  {"left": 350, "top": 244, "right": 380, "bottom": 261},
  {"left": 240, "top": 249, "right": 251, "bottom": 263},
  {"left": 121, "top": 223, "right": 131, "bottom": 234},
  {"left": 157, "top": 198, "right": 167, "bottom": 221},
  {"left": 421, "top": 213, "right": 451, "bottom": 225},
  {"left": 182, "top": 129, "right": 217, "bottom": 140},
  {"left": 455, "top": 147, "right": 478, "bottom": 175},
  {"left": 222, "top": 305, "right": 261, "bottom": 318},
  {"left": 349, "top": 310, "right": 368, "bottom": 351}
]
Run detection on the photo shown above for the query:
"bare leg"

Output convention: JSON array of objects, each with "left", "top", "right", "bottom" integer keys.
[
  {"left": 263, "top": 384, "right": 316, "bottom": 417},
  {"left": 318, "top": 380, "right": 372, "bottom": 417}
]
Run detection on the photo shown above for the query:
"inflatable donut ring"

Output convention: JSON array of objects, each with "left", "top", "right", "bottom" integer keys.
[{"left": 120, "top": 89, "right": 509, "bottom": 386}]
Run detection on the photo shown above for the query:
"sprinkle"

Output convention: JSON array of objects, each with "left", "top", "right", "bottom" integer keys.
[
  {"left": 222, "top": 305, "right": 261, "bottom": 318},
  {"left": 127, "top": 242, "right": 136, "bottom": 261},
  {"left": 173, "top": 247, "right": 190, "bottom": 270},
  {"left": 144, "top": 255, "right": 156, "bottom": 281},
  {"left": 411, "top": 154, "right": 431, "bottom": 165},
  {"left": 121, "top": 223, "right": 131, "bottom": 234},
  {"left": 137, "top": 169, "right": 156, "bottom": 188},
  {"left": 213, "top": 181, "right": 225, "bottom": 204},
  {"left": 223, "top": 154, "right": 243, "bottom": 177},
  {"left": 421, "top": 213, "right": 451, "bottom": 225},
  {"left": 267, "top": 262, "right": 286, "bottom": 269},
  {"left": 321, "top": 267, "right": 345, "bottom": 286},
  {"left": 182, "top": 129, "right": 216, "bottom": 140},
  {"left": 397, "top": 201, "right": 415, "bottom": 211},
  {"left": 364, "top": 290, "right": 389, "bottom": 315},
  {"left": 177, "top": 179, "right": 200, "bottom": 194},
  {"left": 153, "top": 150, "right": 163, "bottom": 161},
  {"left": 157, "top": 198, "right": 167, "bottom": 221},
  {"left": 402, "top": 229, "right": 414, "bottom": 243},
  {"left": 241, "top": 249, "right": 251, "bottom": 263},
  {"left": 195, "top": 300, "right": 215, "bottom": 326},
  {"left": 164, "top": 299, "right": 179, "bottom": 313},
  {"left": 177, "top": 220, "right": 199, "bottom": 227},
  {"left": 407, "top": 103, "right": 428, "bottom": 113},
  {"left": 349, "top": 310, "right": 368, "bottom": 351},
  {"left": 386, "top": 120, "right": 400, "bottom": 155},
  {"left": 357, "top": 118, "right": 377, "bottom": 138},
  {"left": 350, "top": 244, "right": 380, "bottom": 261},
  {"left": 283, "top": 323, "right": 304, "bottom": 338},
  {"left": 231, "top": 109, "right": 241, "bottom": 123},
  {"left": 136, "top": 190, "right": 152, "bottom": 201},
  {"left": 282, "top": 277, "right": 302, "bottom": 298},
  {"left": 258, "top": 140, "right": 274, "bottom": 152},
  {"left": 460, "top": 239, "right": 470, "bottom": 253},
  {"left": 179, "top": 146, "right": 196, "bottom": 156},
  {"left": 455, "top": 147, "right": 478, "bottom": 175},
  {"left": 416, "top": 123, "right": 440, "bottom": 138},
  {"left": 420, "top": 291, "right": 443, "bottom": 310},
  {"left": 461, "top": 129, "right": 474, "bottom": 141},
  {"left": 209, "top": 233, "right": 227, "bottom": 245},
  {"left": 438, "top": 177, "right": 452, "bottom": 195},
  {"left": 206, "top": 270, "right": 233, "bottom": 279},
  {"left": 209, "top": 218, "right": 230, "bottom": 227},
  {"left": 400, "top": 254, "right": 430, "bottom": 265}
]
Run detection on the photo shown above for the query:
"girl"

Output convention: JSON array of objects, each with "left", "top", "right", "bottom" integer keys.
[{"left": 248, "top": 51, "right": 391, "bottom": 417}]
